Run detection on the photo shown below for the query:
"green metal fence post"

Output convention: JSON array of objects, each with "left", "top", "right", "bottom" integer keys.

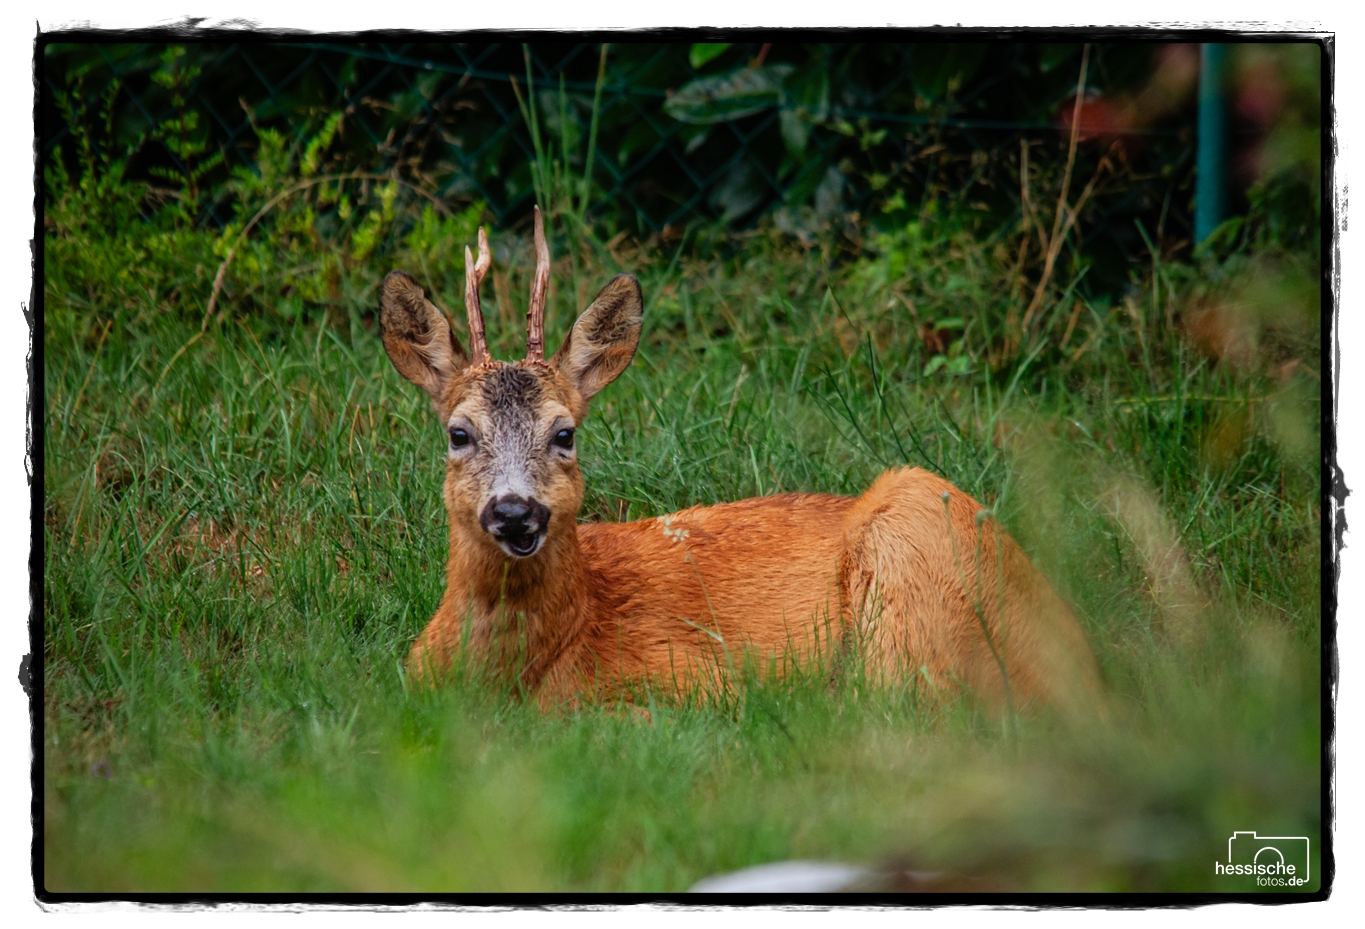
[{"left": 1195, "top": 43, "right": 1227, "bottom": 245}]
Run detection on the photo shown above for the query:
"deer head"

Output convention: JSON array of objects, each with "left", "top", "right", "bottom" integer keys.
[{"left": 379, "top": 207, "right": 643, "bottom": 560}]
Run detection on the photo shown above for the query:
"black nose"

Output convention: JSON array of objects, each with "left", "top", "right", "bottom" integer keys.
[
  {"left": 492, "top": 499, "right": 530, "bottom": 523},
  {"left": 480, "top": 494, "right": 551, "bottom": 539}
]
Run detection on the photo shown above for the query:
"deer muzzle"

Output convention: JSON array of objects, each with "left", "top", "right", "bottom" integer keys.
[{"left": 479, "top": 494, "right": 551, "bottom": 558}]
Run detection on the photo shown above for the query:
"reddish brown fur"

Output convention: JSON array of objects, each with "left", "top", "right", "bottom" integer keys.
[
  {"left": 380, "top": 242, "right": 1100, "bottom": 715},
  {"left": 409, "top": 464, "right": 1100, "bottom": 712}
]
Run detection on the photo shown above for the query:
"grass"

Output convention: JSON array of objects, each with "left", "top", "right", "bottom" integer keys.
[{"left": 41, "top": 175, "right": 1322, "bottom": 893}]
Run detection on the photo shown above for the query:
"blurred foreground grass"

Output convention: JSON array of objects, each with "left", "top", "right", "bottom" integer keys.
[{"left": 42, "top": 189, "right": 1322, "bottom": 892}]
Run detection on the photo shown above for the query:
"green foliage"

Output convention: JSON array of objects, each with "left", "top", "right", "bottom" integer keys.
[
  {"left": 404, "top": 202, "right": 487, "bottom": 268},
  {"left": 147, "top": 47, "right": 225, "bottom": 215},
  {"left": 43, "top": 134, "right": 1321, "bottom": 890},
  {"left": 186, "top": 110, "right": 493, "bottom": 332},
  {"left": 689, "top": 43, "right": 733, "bottom": 71},
  {"left": 47, "top": 40, "right": 1291, "bottom": 266},
  {"left": 350, "top": 180, "right": 400, "bottom": 263},
  {"left": 664, "top": 64, "right": 796, "bottom": 124},
  {"left": 45, "top": 76, "right": 217, "bottom": 330},
  {"left": 300, "top": 111, "right": 345, "bottom": 179},
  {"left": 41, "top": 44, "right": 1322, "bottom": 890},
  {"left": 511, "top": 43, "right": 611, "bottom": 241}
]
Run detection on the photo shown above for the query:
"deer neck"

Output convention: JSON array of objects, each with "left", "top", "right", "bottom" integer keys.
[{"left": 445, "top": 521, "right": 590, "bottom": 686}]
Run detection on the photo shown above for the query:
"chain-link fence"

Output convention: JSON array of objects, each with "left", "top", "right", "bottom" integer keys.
[
  {"left": 44, "top": 38, "right": 1230, "bottom": 299},
  {"left": 45, "top": 42, "right": 1185, "bottom": 227}
]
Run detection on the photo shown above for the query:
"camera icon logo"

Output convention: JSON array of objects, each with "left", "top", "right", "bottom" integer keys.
[{"left": 1214, "top": 831, "right": 1311, "bottom": 886}]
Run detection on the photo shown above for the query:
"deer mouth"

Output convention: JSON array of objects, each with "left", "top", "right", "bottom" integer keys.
[
  {"left": 496, "top": 529, "right": 544, "bottom": 558},
  {"left": 481, "top": 495, "right": 551, "bottom": 558}
]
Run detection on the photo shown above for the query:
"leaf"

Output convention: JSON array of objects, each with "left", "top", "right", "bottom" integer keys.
[
  {"left": 779, "top": 108, "right": 809, "bottom": 156},
  {"left": 277, "top": 294, "right": 303, "bottom": 320},
  {"left": 689, "top": 43, "right": 732, "bottom": 70},
  {"left": 776, "top": 68, "right": 826, "bottom": 156},
  {"left": 1039, "top": 44, "right": 1081, "bottom": 74},
  {"left": 860, "top": 127, "right": 888, "bottom": 152},
  {"left": 880, "top": 191, "right": 908, "bottom": 214},
  {"left": 911, "top": 44, "right": 987, "bottom": 101},
  {"left": 664, "top": 65, "right": 795, "bottom": 125},
  {"left": 683, "top": 126, "right": 710, "bottom": 156},
  {"left": 301, "top": 112, "right": 344, "bottom": 179},
  {"left": 708, "top": 159, "right": 765, "bottom": 223},
  {"left": 812, "top": 166, "right": 845, "bottom": 222}
]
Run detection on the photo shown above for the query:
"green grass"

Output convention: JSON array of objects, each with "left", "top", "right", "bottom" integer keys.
[{"left": 42, "top": 185, "right": 1322, "bottom": 893}]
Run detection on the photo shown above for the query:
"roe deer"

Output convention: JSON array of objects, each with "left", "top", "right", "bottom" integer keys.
[{"left": 380, "top": 208, "right": 1100, "bottom": 712}]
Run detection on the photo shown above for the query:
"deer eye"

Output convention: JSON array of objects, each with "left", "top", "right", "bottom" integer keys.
[
  {"left": 449, "top": 427, "right": 471, "bottom": 449},
  {"left": 553, "top": 428, "right": 575, "bottom": 450}
]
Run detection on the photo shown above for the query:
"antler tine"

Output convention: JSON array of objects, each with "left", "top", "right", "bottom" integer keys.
[
  {"left": 475, "top": 225, "right": 492, "bottom": 279},
  {"left": 463, "top": 226, "right": 492, "bottom": 365},
  {"left": 526, "top": 205, "right": 550, "bottom": 362}
]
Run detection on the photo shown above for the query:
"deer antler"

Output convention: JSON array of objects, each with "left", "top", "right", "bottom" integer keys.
[
  {"left": 463, "top": 226, "right": 492, "bottom": 365},
  {"left": 526, "top": 205, "right": 550, "bottom": 362}
]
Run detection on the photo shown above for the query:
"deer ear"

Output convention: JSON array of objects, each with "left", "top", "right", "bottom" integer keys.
[
  {"left": 552, "top": 274, "right": 643, "bottom": 401},
  {"left": 379, "top": 271, "right": 469, "bottom": 402}
]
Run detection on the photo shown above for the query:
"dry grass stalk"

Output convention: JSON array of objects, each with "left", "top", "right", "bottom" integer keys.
[
  {"left": 1103, "top": 473, "right": 1205, "bottom": 645},
  {"left": 1014, "top": 45, "right": 1113, "bottom": 353}
]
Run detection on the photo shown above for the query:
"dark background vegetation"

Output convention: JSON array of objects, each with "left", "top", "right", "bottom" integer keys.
[
  {"left": 42, "top": 39, "right": 1323, "bottom": 374},
  {"left": 41, "top": 37, "right": 1326, "bottom": 894}
]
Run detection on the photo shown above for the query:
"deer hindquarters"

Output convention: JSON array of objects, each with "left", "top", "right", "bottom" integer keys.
[{"left": 839, "top": 467, "right": 1101, "bottom": 713}]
